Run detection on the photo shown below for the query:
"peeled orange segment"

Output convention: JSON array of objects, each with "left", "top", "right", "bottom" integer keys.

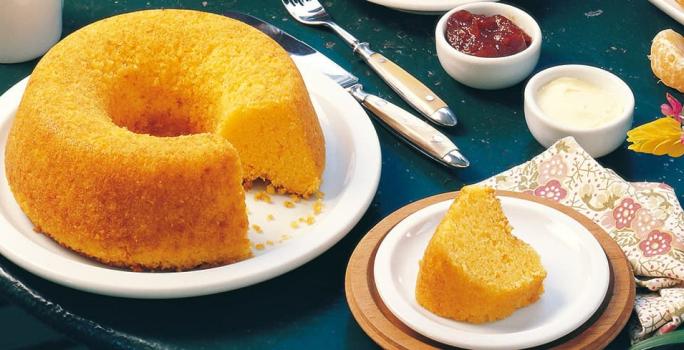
[{"left": 651, "top": 29, "right": 684, "bottom": 92}]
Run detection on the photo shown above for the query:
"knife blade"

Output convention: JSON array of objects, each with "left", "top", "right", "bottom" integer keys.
[{"left": 225, "top": 12, "right": 469, "bottom": 169}]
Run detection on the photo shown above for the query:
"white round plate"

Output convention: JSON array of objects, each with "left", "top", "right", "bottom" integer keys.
[
  {"left": 374, "top": 196, "right": 610, "bottom": 349},
  {"left": 0, "top": 66, "right": 381, "bottom": 299},
  {"left": 367, "top": 0, "right": 498, "bottom": 14}
]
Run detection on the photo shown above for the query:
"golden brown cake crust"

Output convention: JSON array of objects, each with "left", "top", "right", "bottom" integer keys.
[{"left": 4, "top": 9, "right": 324, "bottom": 270}]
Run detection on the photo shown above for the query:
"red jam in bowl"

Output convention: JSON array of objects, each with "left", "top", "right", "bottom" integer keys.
[{"left": 445, "top": 10, "right": 532, "bottom": 58}]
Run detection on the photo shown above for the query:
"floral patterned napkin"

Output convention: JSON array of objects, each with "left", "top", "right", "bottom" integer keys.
[{"left": 478, "top": 137, "right": 684, "bottom": 343}]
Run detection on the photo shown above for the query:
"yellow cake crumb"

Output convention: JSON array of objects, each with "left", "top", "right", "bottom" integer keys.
[
  {"left": 277, "top": 187, "right": 287, "bottom": 195},
  {"left": 254, "top": 191, "right": 272, "bottom": 203},
  {"left": 290, "top": 194, "right": 301, "bottom": 203},
  {"left": 290, "top": 221, "right": 300, "bottom": 229},
  {"left": 266, "top": 240, "right": 274, "bottom": 246},
  {"left": 266, "top": 184, "right": 276, "bottom": 195},
  {"left": 305, "top": 216, "right": 315, "bottom": 225},
  {"left": 251, "top": 224, "right": 263, "bottom": 233},
  {"left": 284, "top": 201, "right": 295, "bottom": 208},
  {"left": 313, "top": 199, "right": 324, "bottom": 215},
  {"left": 255, "top": 243, "right": 265, "bottom": 251},
  {"left": 266, "top": 214, "right": 275, "bottom": 221}
]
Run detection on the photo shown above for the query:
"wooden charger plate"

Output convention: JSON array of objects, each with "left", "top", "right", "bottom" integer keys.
[{"left": 345, "top": 190, "right": 635, "bottom": 349}]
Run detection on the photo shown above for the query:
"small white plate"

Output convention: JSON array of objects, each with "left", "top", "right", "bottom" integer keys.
[
  {"left": 0, "top": 66, "right": 381, "bottom": 299},
  {"left": 367, "top": 0, "right": 498, "bottom": 14},
  {"left": 649, "top": 0, "right": 684, "bottom": 25},
  {"left": 374, "top": 196, "right": 609, "bottom": 350}
]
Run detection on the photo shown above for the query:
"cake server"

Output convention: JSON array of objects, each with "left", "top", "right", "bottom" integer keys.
[
  {"left": 281, "top": 0, "right": 458, "bottom": 127},
  {"left": 225, "top": 12, "right": 469, "bottom": 169}
]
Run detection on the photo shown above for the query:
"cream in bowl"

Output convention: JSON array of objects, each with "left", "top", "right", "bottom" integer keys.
[
  {"left": 435, "top": 2, "right": 542, "bottom": 89},
  {"left": 537, "top": 77, "right": 626, "bottom": 129},
  {"left": 524, "top": 65, "right": 635, "bottom": 158}
]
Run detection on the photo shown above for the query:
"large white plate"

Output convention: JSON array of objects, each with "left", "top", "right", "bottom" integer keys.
[
  {"left": 367, "top": 0, "right": 497, "bottom": 14},
  {"left": 374, "top": 196, "right": 609, "bottom": 349},
  {"left": 0, "top": 67, "right": 381, "bottom": 299},
  {"left": 649, "top": 0, "right": 684, "bottom": 25}
]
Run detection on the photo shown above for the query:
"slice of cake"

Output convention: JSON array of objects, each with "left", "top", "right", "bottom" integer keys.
[{"left": 415, "top": 186, "right": 546, "bottom": 323}]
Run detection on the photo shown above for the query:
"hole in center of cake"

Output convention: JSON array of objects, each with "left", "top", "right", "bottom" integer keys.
[
  {"left": 105, "top": 73, "right": 217, "bottom": 137},
  {"left": 114, "top": 108, "right": 200, "bottom": 137}
]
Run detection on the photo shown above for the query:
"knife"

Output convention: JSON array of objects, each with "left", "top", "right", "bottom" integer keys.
[{"left": 225, "top": 12, "right": 469, "bottom": 169}]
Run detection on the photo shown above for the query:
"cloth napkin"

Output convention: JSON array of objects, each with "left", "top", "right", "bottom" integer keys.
[{"left": 478, "top": 137, "right": 684, "bottom": 343}]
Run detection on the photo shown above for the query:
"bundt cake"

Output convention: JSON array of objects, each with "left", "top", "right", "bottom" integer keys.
[
  {"left": 5, "top": 9, "right": 325, "bottom": 270},
  {"left": 415, "top": 186, "right": 546, "bottom": 323}
]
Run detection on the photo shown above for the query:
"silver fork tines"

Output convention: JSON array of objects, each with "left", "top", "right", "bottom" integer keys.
[
  {"left": 282, "top": 0, "right": 360, "bottom": 47},
  {"left": 282, "top": 0, "right": 330, "bottom": 25}
]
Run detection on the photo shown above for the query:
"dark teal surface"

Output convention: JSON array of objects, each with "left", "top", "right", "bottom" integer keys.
[{"left": 0, "top": 0, "right": 682, "bottom": 349}]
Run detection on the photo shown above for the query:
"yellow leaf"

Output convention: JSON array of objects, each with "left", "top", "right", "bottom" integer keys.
[{"left": 627, "top": 117, "right": 684, "bottom": 157}]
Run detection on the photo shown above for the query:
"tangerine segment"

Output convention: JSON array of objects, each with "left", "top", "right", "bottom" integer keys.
[{"left": 651, "top": 29, "right": 684, "bottom": 93}]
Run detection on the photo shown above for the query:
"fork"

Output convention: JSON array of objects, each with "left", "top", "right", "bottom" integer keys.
[{"left": 282, "top": 0, "right": 458, "bottom": 127}]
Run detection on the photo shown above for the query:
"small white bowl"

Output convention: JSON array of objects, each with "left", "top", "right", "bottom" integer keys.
[
  {"left": 524, "top": 65, "right": 635, "bottom": 158},
  {"left": 435, "top": 2, "right": 542, "bottom": 90}
]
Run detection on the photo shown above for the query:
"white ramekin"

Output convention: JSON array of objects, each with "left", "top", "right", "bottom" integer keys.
[
  {"left": 0, "top": 0, "right": 63, "bottom": 63},
  {"left": 435, "top": 2, "right": 542, "bottom": 90},
  {"left": 524, "top": 65, "right": 635, "bottom": 158}
]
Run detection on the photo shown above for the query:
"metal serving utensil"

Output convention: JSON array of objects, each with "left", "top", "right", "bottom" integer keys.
[
  {"left": 281, "top": 0, "right": 459, "bottom": 127},
  {"left": 224, "top": 12, "right": 469, "bottom": 169}
]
